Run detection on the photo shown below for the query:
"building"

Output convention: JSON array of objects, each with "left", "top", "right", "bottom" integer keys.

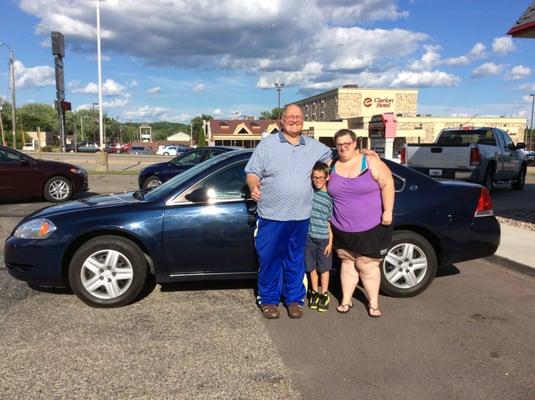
[
  {"left": 508, "top": 1, "right": 535, "bottom": 38},
  {"left": 294, "top": 86, "right": 526, "bottom": 154},
  {"left": 207, "top": 119, "right": 282, "bottom": 147}
]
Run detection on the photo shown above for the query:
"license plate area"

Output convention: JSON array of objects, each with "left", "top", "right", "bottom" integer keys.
[{"left": 429, "top": 169, "right": 443, "bottom": 177}]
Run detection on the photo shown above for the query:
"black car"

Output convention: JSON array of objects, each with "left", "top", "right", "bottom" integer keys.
[
  {"left": 138, "top": 146, "right": 237, "bottom": 189},
  {"left": 5, "top": 150, "right": 499, "bottom": 307},
  {"left": 0, "top": 146, "right": 89, "bottom": 202}
]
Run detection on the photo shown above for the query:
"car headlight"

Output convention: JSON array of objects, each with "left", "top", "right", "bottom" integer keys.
[
  {"left": 70, "top": 167, "right": 87, "bottom": 175},
  {"left": 14, "top": 219, "right": 57, "bottom": 239}
]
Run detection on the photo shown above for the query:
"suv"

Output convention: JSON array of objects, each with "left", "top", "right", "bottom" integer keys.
[
  {"left": 156, "top": 144, "right": 190, "bottom": 156},
  {"left": 138, "top": 146, "right": 237, "bottom": 189}
]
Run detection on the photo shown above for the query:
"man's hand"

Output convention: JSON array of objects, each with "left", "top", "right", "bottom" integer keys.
[
  {"left": 251, "top": 183, "right": 261, "bottom": 201},
  {"left": 362, "top": 148, "right": 379, "bottom": 159}
]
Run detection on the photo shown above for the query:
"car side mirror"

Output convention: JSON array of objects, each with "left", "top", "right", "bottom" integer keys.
[
  {"left": 185, "top": 187, "right": 217, "bottom": 203},
  {"left": 515, "top": 142, "right": 526, "bottom": 150}
]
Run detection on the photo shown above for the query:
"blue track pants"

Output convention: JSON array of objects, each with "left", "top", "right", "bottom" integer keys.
[{"left": 255, "top": 217, "right": 309, "bottom": 306}]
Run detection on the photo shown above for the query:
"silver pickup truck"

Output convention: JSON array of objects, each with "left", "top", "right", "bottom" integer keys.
[{"left": 401, "top": 127, "right": 528, "bottom": 192}]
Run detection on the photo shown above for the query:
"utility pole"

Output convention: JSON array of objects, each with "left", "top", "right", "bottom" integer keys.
[
  {"left": 274, "top": 82, "right": 284, "bottom": 110},
  {"left": 0, "top": 42, "right": 17, "bottom": 149},
  {"left": 0, "top": 100, "right": 5, "bottom": 146},
  {"left": 530, "top": 94, "right": 534, "bottom": 151}
]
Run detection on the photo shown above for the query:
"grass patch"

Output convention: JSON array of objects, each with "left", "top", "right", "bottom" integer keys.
[{"left": 87, "top": 169, "right": 139, "bottom": 175}]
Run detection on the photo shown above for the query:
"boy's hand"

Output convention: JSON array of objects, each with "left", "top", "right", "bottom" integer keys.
[{"left": 324, "top": 242, "right": 332, "bottom": 256}]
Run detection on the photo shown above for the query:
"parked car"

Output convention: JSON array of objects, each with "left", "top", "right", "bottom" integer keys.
[
  {"left": 138, "top": 146, "right": 236, "bottom": 190},
  {"left": 401, "top": 127, "right": 528, "bottom": 192},
  {"left": 104, "top": 142, "right": 128, "bottom": 154},
  {"left": 76, "top": 141, "right": 100, "bottom": 153},
  {"left": 0, "top": 146, "right": 89, "bottom": 202},
  {"left": 156, "top": 144, "right": 190, "bottom": 156},
  {"left": 5, "top": 150, "right": 500, "bottom": 308},
  {"left": 128, "top": 145, "right": 154, "bottom": 155}
]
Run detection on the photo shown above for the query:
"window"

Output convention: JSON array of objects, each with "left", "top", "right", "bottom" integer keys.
[
  {"left": 195, "top": 162, "right": 247, "bottom": 200},
  {"left": 0, "top": 149, "right": 21, "bottom": 162},
  {"left": 207, "top": 148, "right": 227, "bottom": 159},
  {"left": 172, "top": 150, "right": 205, "bottom": 166},
  {"left": 500, "top": 130, "right": 514, "bottom": 149},
  {"left": 393, "top": 174, "right": 405, "bottom": 192}
]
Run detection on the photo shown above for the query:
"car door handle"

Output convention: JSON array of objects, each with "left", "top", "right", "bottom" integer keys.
[{"left": 246, "top": 200, "right": 257, "bottom": 226}]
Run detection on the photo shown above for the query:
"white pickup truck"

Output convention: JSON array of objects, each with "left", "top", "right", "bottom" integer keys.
[{"left": 401, "top": 127, "right": 528, "bottom": 192}]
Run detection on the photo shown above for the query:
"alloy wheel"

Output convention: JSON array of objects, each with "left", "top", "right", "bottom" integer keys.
[{"left": 383, "top": 243, "right": 428, "bottom": 289}]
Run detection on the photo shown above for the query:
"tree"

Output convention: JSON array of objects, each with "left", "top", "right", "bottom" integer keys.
[
  {"left": 191, "top": 114, "right": 212, "bottom": 146},
  {"left": 258, "top": 107, "right": 283, "bottom": 120},
  {"left": 17, "top": 103, "right": 57, "bottom": 133}
]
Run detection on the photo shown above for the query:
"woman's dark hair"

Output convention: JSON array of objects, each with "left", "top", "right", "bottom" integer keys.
[{"left": 333, "top": 129, "right": 357, "bottom": 143}]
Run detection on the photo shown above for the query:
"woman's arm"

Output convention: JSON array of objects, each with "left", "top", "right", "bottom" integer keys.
[{"left": 369, "top": 158, "right": 395, "bottom": 225}]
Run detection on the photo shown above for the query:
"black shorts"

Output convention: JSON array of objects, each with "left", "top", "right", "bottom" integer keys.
[
  {"left": 333, "top": 223, "right": 393, "bottom": 259},
  {"left": 305, "top": 237, "right": 332, "bottom": 273}
]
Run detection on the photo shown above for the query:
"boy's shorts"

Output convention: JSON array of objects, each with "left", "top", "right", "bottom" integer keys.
[{"left": 305, "top": 236, "right": 332, "bottom": 273}]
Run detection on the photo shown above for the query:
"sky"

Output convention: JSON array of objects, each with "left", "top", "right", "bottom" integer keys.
[{"left": 0, "top": 0, "right": 534, "bottom": 123}]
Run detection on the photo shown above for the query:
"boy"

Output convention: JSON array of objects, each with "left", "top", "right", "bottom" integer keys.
[{"left": 306, "top": 162, "right": 333, "bottom": 312}]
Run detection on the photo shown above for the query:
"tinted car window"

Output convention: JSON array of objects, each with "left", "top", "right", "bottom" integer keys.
[
  {"left": 172, "top": 150, "right": 205, "bottom": 166},
  {"left": 393, "top": 174, "right": 404, "bottom": 191},
  {"left": 195, "top": 162, "right": 247, "bottom": 200},
  {"left": 436, "top": 129, "right": 495, "bottom": 145},
  {"left": 0, "top": 149, "right": 20, "bottom": 162},
  {"left": 501, "top": 130, "right": 513, "bottom": 148},
  {"left": 207, "top": 148, "right": 227, "bottom": 159}
]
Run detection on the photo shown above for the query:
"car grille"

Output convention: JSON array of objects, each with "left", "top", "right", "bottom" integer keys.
[{"left": 5, "top": 262, "right": 34, "bottom": 273}]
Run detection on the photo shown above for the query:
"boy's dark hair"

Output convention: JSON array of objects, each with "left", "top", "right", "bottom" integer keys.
[{"left": 312, "top": 161, "right": 330, "bottom": 177}]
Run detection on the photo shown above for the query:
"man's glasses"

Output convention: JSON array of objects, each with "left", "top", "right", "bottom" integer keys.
[
  {"left": 335, "top": 141, "right": 355, "bottom": 149},
  {"left": 312, "top": 176, "right": 327, "bottom": 181}
]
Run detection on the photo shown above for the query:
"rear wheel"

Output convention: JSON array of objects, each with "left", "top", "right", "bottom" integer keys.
[
  {"left": 68, "top": 236, "right": 147, "bottom": 307},
  {"left": 163, "top": 152, "right": 169, "bottom": 156},
  {"left": 483, "top": 166, "right": 495, "bottom": 193},
  {"left": 143, "top": 175, "right": 163, "bottom": 190},
  {"left": 511, "top": 165, "right": 526, "bottom": 190},
  {"left": 44, "top": 176, "right": 73, "bottom": 202},
  {"left": 380, "top": 230, "right": 438, "bottom": 297}
]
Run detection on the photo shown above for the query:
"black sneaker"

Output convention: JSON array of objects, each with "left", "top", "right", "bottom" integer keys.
[
  {"left": 308, "top": 290, "right": 319, "bottom": 309},
  {"left": 317, "top": 292, "right": 330, "bottom": 312}
]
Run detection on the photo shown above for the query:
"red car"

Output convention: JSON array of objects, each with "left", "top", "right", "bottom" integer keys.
[{"left": 0, "top": 146, "right": 89, "bottom": 202}]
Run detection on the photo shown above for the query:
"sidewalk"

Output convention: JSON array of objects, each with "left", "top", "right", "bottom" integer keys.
[{"left": 489, "top": 222, "right": 535, "bottom": 277}]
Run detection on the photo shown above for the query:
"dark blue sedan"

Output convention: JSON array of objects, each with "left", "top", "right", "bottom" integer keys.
[
  {"left": 4, "top": 150, "right": 500, "bottom": 307},
  {"left": 138, "top": 146, "right": 236, "bottom": 190}
]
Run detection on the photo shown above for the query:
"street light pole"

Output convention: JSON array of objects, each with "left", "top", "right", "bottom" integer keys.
[
  {"left": 274, "top": 82, "right": 284, "bottom": 110},
  {"left": 96, "top": 0, "right": 104, "bottom": 150},
  {"left": 529, "top": 94, "right": 534, "bottom": 151},
  {"left": 0, "top": 42, "right": 17, "bottom": 149}
]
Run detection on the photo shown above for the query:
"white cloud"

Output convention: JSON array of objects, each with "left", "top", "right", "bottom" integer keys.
[
  {"left": 13, "top": 60, "right": 54, "bottom": 88},
  {"left": 409, "top": 45, "right": 442, "bottom": 71},
  {"left": 146, "top": 86, "right": 162, "bottom": 94},
  {"left": 471, "top": 63, "right": 506, "bottom": 79},
  {"left": 505, "top": 65, "right": 531, "bottom": 81},
  {"left": 168, "top": 113, "right": 193, "bottom": 123},
  {"left": 519, "top": 83, "right": 535, "bottom": 91},
  {"left": 492, "top": 37, "right": 516, "bottom": 55},
  {"left": 317, "top": 0, "right": 409, "bottom": 25},
  {"left": 391, "top": 70, "right": 460, "bottom": 87},
  {"left": 70, "top": 78, "right": 128, "bottom": 96},
  {"left": 213, "top": 108, "right": 223, "bottom": 116},
  {"left": 192, "top": 83, "right": 206, "bottom": 92},
  {"left": 124, "top": 105, "right": 169, "bottom": 121},
  {"left": 129, "top": 79, "right": 139, "bottom": 87},
  {"left": 442, "top": 42, "right": 486, "bottom": 66}
]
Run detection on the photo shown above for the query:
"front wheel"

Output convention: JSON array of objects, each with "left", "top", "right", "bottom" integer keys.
[
  {"left": 44, "top": 176, "right": 73, "bottom": 202},
  {"left": 143, "top": 175, "right": 163, "bottom": 190},
  {"left": 68, "top": 236, "right": 148, "bottom": 307},
  {"left": 380, "top": 230, "right": 438, "bottom": 297},
  {"left": 511, "top": 165, "right": 526, "bottom": 190}
]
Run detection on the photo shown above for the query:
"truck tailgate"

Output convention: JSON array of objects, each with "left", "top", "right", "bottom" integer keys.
[{"left": 406, "top": 144, "right": 472, "bottom": 169}]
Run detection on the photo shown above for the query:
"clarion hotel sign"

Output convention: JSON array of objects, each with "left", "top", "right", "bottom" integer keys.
[{"left": 363, "top": 97, "right": 394, "bottom": 108}]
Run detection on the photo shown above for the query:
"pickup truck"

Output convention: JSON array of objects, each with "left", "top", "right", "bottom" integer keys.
[{"left": 401, "top": 127, "right": 528, "bottom": 192}]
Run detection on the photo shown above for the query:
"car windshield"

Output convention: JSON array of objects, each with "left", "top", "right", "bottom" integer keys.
[
  {"left": 171, "top": 150, "right": 205, "bottom": 166},
  {"left": 143, "top": 150, "right": 240, "bottom": 201}
]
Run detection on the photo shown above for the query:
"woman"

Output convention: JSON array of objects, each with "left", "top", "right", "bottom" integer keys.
[{"left": 328, "top": 129, "right": 394, "bottom": 317}]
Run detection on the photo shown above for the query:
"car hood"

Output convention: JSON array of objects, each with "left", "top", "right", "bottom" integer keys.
[
  {"left": 36, "top": 159, "right": 84, "bottom": 171},
  {"left": 26, "top": 192, "right": 139, "bottom": 219},
  {"left": 143, "top": 161, "right": 171, "bottom": 170}
]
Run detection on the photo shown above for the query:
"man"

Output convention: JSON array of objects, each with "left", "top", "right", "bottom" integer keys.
[{"left": 245, "top": 104, "right": 332, "bottom": 319}]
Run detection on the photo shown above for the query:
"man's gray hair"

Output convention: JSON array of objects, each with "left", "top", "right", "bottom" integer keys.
[{"left": 282, "top": 103, "right": 304, "bottom": 118}]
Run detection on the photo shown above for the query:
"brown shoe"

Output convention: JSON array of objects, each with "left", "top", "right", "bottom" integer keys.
[
  {"left": 287, "top": 302, "right": 304, "bottom": 319},
  {"left": 260, "top": 304, "right": 280, "bottom": 319}
]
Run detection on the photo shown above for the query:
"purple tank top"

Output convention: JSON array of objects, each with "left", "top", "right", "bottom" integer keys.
[{"left": 328, "top": 159, "right": 382, "bottom": 232}]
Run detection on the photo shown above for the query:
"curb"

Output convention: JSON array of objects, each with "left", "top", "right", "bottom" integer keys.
[{"left": 486, "top": 255, "right": 535, "bottom": 278}]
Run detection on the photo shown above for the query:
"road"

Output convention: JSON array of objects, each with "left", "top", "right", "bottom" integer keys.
[{"left": 1, "top": 171, "right": 534, "bottom": 399}]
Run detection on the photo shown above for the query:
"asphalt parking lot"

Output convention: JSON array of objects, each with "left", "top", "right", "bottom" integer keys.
[{"left": 1, "top": 166, "right": 534, "bottom": 399}]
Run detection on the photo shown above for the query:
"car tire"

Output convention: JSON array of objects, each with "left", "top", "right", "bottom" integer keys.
[
  {"left": 44, "top": 176, "right": 73, "bottom": 202},
  {"left": 143, "top": 175, "right": 162, "bottom": 190},
  {"left": 68, "top": 235, "right": 147, "bottom": 308},
  {"left": 511, "top": 164, "right": 526, "bottom": 190},
  {"left": 163, "top": 152, "right": 169, "bottom": 156},
  {"left": 483, "top": 166, "right": 495, "bottom": 193},
  {"left": 380, "top": 230, "right": 438, "bottom": 298}
]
